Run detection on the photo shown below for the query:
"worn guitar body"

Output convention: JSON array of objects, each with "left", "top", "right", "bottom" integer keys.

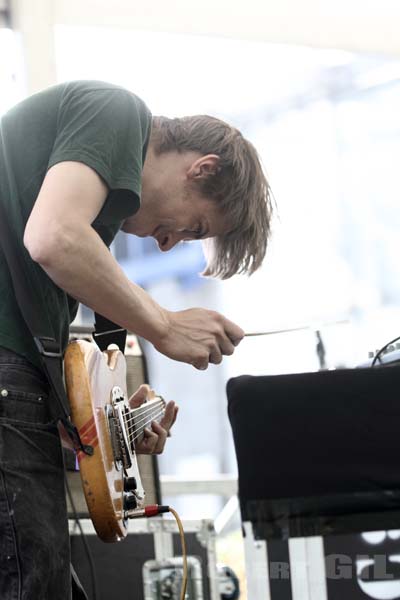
[{"left": 64, "top": 339, "right": 163, "bottom": 543}]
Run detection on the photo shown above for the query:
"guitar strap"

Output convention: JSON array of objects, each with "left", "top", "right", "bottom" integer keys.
[
  {"left": 93, "top": 312, "right": 127, "bottom": 353},
  {"left": 0, "top": 198, "right": 93, "bottom": 456}
]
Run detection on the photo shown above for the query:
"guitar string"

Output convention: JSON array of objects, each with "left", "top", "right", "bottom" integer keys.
[
  {"left": 130, "top": 414, "right": 165, "bottom": 446},
  {"left": 124, "top": 399, "right": 164, "bottom": 426},
  {"left": 127, "top": 409, "right": 165, "bottom": 444},
  {"left": 125, "top": 406, "right": 164, "bottom": 432},
  {"left": 124, "top": 401, "right": 165, "bottom": 433},
  {"left": 126, "top": 416, "right": 162, "bottom": 443},
  {"left": 124, "top": 401, "right": 164, "bottom": 433},
  {"left": 125, "top": 400, "right": 165, "bottom": 422},
  {"left": 125, "top": 408, "right": 165, "bottom": 438}
]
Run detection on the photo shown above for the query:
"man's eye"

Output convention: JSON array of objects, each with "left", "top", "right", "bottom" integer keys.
[
  {"left": 182, "top": 228, "right": 200, "bottom": 240},
  {"left": 181, "top": 225, "right": 204, "bottom": 241},
  {"left": 192, "top": 225, "right": 204, "bottom": 239}
]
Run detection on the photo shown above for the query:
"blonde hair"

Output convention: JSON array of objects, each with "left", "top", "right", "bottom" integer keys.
[{"left": 151, "top": 115, "right": 273, "bottom": 279}]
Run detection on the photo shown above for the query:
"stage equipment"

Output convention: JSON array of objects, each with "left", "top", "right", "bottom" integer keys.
[
  {"left": 70, "top": 517, "right": 220, "bottom": 600},
  {"left": 228, "top": 365, "right": 400, "bottom": 599}
]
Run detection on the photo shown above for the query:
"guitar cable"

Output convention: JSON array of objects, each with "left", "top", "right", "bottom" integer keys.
[
  {"left": 169, "top": 507, "right": 188, "bottom": 600},
  {"left": 66, "top": 493, "right": 188, "bottom": 600},
  {"left": 370, "top": 334, "right": 400, "bottom": 367},
  {"left": 129, "top": 504, "right": 188, "bottom": 600},
  {"left": 65, "top": 493, "right": 188, "bottom": 600}
]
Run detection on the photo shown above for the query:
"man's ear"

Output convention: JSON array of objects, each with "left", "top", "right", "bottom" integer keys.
[{"left": 187, "top": 154, "right": 220, "bottom": 180}]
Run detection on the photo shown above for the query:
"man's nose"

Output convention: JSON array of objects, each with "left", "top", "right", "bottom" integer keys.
[{"left": 158, "top": 233, "right": 181, "bottom": 252}]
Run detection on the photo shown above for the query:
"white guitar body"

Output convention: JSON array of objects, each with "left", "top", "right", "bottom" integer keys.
[{"left": 64, "top": 339, "right": 164, "bottom": 542}]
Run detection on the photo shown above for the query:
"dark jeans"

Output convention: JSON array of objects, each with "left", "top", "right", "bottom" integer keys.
[{"left": 0, "top": 347, "right": 86, "bottom": 599}]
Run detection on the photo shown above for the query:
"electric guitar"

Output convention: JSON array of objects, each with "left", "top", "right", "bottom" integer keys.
[{"left": 64, "top": 339, "right": 165, "bottom": 542}]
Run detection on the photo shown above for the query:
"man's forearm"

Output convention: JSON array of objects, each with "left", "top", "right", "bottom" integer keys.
[
  {"left": 32, "top": 223, "right": 168, "bottom": 343},
  {"left": 26, "top": 217, "right": 244, "bottom": 370}
]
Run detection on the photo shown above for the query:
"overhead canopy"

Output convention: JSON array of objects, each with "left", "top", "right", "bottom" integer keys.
[
  {"left": 53, "top": 0, "right": 400, "bottom": 56},
  {"left": 6, "top": 0, "right": 400, "bottom": 94}
]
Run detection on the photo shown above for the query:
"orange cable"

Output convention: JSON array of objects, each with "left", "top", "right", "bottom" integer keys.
[{"left": 168, "top": 507, "right": 188, "bottom": 600}]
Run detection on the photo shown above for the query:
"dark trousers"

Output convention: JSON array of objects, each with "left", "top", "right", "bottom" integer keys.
[{"left": 0, "top": 347, "right": 87, "bottom": 599}]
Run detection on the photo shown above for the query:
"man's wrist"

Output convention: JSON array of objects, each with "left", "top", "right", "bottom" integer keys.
[{"left": 141, "top": 305, "right": 171, "bottom": 347}]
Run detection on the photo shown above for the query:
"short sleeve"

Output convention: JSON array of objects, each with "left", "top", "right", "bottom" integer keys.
[{"left": 47, "top": 82, "right": 151, "bottom": 211}]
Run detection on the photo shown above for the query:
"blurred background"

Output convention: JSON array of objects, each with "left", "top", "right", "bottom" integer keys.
[{"left": 2, "top": 0, "right": 400, "bottom": 588}]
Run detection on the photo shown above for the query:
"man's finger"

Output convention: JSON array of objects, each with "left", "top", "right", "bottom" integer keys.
[
  {"left": 193, "top": 363, "right": 208, "bottom": 370},
  {"left": 160, "top": 401, "right": 177, "bottom": 431},
  {"left": 209, "top": 350, "right": 223, "bottom": 364},
  {"left": 217, "top": 336, "right": 236, "bottom": 356},
  {"left": 139, "top": 426, "right": 159, "bottom": 453},
  {"left": 148, "top": 422, "right": 167, "bottom": 454},
  {"left": 223, "top": 318, "right": 245, "bottom": 347},
  {"left": 192, "top": 354, "right": 209, "bottom": 370},
  {"left": 129, "top": 384, "right": 151, "bottom": 408},
  {"left": 171, "top": 405, "right": 178, "bottom": 427}
]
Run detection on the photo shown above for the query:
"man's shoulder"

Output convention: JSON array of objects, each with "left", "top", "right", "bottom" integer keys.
[
  {"left": 58, "top": 81, "right": 152, "bottom": 134},
  {"left": 3, "top": 80, "right": 149, "bottom": 120},
  {"left": 63, "top": 79, "right": 128, "bottom": 94},
  {"left": 61, "top": 80, "right": 148, "bottom": 108}
]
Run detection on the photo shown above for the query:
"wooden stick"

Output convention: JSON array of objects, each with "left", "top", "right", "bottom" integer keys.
[{"left": 244, "top": 320, "right": 348, "bottom": 338}]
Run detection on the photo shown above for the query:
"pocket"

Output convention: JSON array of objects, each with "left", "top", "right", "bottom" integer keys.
[
  {"left": 0, "top": 363, "right": 49, "bottom": 396},
  {"left": 0, "top": 387, "right": 50, "bottom": 425}
]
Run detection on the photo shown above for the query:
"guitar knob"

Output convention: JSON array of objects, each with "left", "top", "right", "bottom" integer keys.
[
  {"left": 124, "top": 477, "right": 137, "bottom": 492},
  {"left": 124, "top": 493, "right": 137, "bottom": 511}
]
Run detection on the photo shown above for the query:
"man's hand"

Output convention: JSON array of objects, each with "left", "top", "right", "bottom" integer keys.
[
  {"left": 129, "top": 384, "right": 178, "bottom": 454},
  {"left": 154, "top": 308, "right": 244, "bottom": 370}
]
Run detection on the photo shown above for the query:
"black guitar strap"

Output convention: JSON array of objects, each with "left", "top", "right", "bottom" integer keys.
[
  {"left": 93, "top": 312, "right": 127, "bottom": 353},
  {"left": 0, "top": 198, "right": 93, "bottom": 456}
]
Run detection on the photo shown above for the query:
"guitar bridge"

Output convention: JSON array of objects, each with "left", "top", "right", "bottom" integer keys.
[{"left": 106, "top": 404, "right": 132, "bottom": 471}]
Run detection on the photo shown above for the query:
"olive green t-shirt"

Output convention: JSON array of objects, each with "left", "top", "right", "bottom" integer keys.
[{"left": 0, "top": 80, "right": 152, "bottom": 369}]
